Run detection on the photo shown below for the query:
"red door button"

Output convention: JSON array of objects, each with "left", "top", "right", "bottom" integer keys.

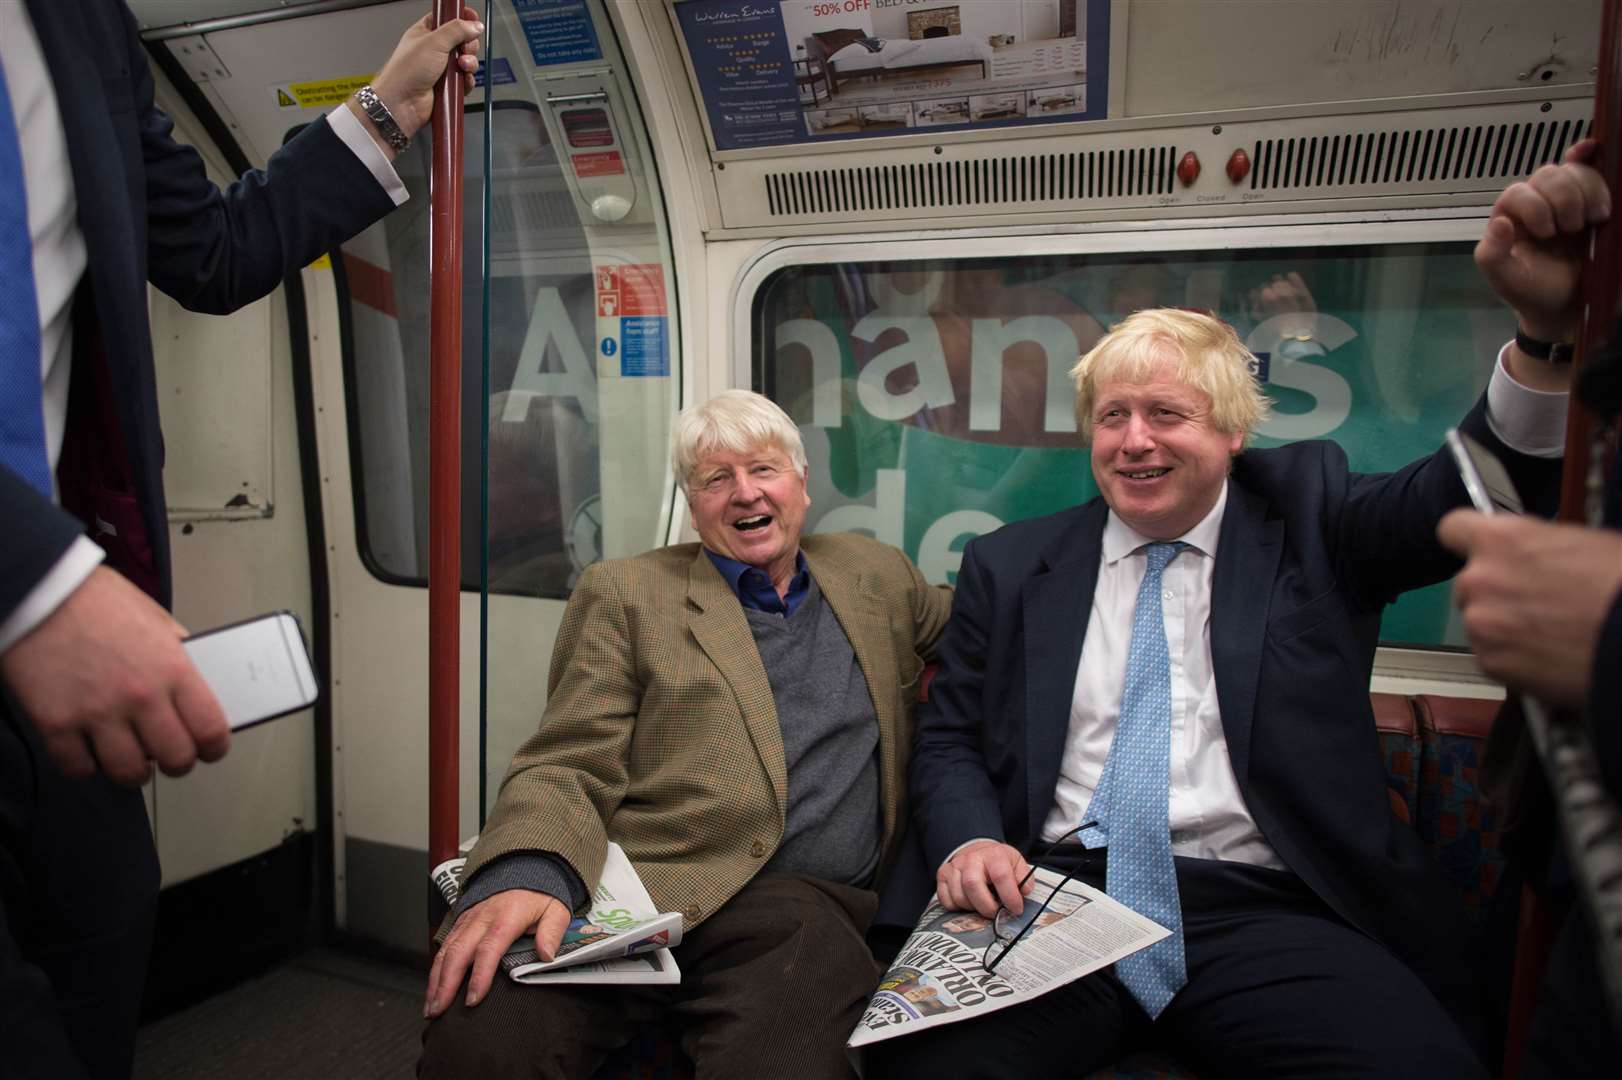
[
  {"left": 1177, "top": 151, "right": 1201, "bottom": 187},
  {"left": 1226, "top": 149, "right": 1251, "bottom": 184}
]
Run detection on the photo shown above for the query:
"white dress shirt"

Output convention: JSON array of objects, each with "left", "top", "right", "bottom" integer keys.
[
  {"left": 1033, "top": 349, "right": 1569, "bottom": 869},
  {"left": 0, "top": 3, "right": 403, "bottom": 652}
]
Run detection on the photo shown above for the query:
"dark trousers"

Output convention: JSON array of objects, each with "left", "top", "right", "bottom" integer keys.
[
  {"left": 419, "top": 872, "right": 881, "bottom": 1080},
  {"left": 0, "top": 694, "right": 159, "bottom": 1079},
  {"left": 868, "top": 851, "right": 1487, "bottom": 1080},
  {"left": 1523, "top": 908, "right": 1622, "bottom": 1078}
]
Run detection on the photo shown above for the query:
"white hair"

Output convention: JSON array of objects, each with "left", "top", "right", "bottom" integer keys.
[{"left": 671, "top": 390, "right": 807, "bottom": 491}]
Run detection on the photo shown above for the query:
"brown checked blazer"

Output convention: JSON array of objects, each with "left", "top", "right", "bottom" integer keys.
[{"left": 464, "top": 533, "right": 953, "bottom": 928}]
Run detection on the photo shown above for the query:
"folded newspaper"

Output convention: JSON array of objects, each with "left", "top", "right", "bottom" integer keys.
[
  {"left": 431, "top": 841, "right": 682, "bottom": 986},
  {"left": 847, "top": 868, "right": 1169, "bottom": 1047}
]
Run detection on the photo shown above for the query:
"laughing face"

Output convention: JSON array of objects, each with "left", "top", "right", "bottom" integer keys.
[
  {"left": 687, "top": 444, "right": 810, "bottom": 593},
  {"left": 1089, "top": 362, "right": 1243, "bottom": 540}
]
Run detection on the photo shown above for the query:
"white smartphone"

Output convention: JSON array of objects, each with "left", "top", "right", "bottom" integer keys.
[
  {"left": 1445, "top": 428, "right": 1525, "bottom": 516},
  {"left": 182, "top": 611, "right": 319, "bottom": 731}
]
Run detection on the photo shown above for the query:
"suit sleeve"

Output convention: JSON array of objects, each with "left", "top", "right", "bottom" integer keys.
[
  {"left": 0, "top": 468, "right": 83, "bottom": 627},
  {"left": 121, "top": 4, "right": 395, "bottom": 314},
  {"left": 908, "top": 537, "right": 1011, "bottom": 870},
  {"left": 461, "top": 563, "right": 639, "bottom": 892},
  {"left": 1334, "top": 394, "right": 1564, "bottom": 607}
]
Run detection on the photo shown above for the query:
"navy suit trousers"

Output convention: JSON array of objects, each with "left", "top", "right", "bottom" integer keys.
[
  {"left": 0, "top": 693, "right": 159, "bottom": 1079},
  {"left": 868, "top": 851, "right": 1487, "bottom": 1079}
]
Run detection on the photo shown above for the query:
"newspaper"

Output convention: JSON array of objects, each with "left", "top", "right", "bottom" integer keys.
[
  {"left": 847, "top": 868, "right": 1168, "bottom": 1047},
  {"left": 430, "top": 841, "right": 682, "bottom": 986}
]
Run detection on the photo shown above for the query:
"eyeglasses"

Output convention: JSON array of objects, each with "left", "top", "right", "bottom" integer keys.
[{"left": 983, "top": 821, "right": 1099, "bottom": 974}]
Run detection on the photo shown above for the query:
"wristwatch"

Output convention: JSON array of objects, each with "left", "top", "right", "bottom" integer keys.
[
  {"left": 354, "top": 84, "right": 409, "bottom": 153},
  {"left": 1514, "top": 328, "right": 1575, "bottom": 364}
]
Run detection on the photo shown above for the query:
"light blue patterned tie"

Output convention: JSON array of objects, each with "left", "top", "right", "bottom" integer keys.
[
  {"left": 1082, "top": 540, "right": 1189, "bottom": 1017},
  {"left": 0, "top": 57, "right": 50, "bottom": 497}
]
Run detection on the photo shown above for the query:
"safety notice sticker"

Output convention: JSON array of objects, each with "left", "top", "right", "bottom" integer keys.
[
  {"left": 619, "top": 317, "right": 667, "bottom": 377},
  {"left": 594, "top": 264, "right": 668, "bottom": 377},
  {"left": 571, "top": 151, "right": 625, "bottom": 178},
  {"left": 274, "top": 73, "right": 374, "bottom": 110}
]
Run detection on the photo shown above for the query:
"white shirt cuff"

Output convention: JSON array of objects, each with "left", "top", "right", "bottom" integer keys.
[
  {"left": 1485, "top": 341, "right": 1569, "bottom": 459},
  {"left": 0, "top": 536, "right": 105, "bottom": 653},
  {"left": 326, "top": 105, "right": 408, "bottom": 208}
]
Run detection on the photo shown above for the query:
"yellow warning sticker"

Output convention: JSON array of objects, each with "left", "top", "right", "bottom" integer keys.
[
  {"left": 273, "top": 73, "right": 374, "bottom": 110},
  {"left": 306, "top": 254, "right": 332, "bottom": 270}
]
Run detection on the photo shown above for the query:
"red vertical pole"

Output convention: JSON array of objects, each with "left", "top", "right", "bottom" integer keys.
[
  {"left": 428, "top": 0, "right": 466, "bottom": 879},
  {"left": 1557, "top": 0, "right": 1622, "bottom": 521}
]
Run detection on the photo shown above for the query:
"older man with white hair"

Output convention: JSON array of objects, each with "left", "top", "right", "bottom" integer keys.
[{"left": 420, "top": 389, "right": 951, "bottom": 1078}]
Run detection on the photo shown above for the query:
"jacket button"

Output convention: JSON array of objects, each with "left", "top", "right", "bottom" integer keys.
[
  {"left": 749, "top": 839, "right": 767, "bottom": 858},
  {"left": 683, "top": 905, "right": 701, "bottom": 922}
]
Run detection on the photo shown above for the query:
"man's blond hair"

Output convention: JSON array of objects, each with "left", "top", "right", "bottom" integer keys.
[{"left": 1069, "top": 309, "right": 1273, "bottom": 445}]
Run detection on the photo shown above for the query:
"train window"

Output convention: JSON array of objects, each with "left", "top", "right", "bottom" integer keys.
[
  {"left": 338, "top": 89, "right": 677, "bottom": 596},
  {"left": 752, "top": 235, "right": 1508, "bottom": 648}
]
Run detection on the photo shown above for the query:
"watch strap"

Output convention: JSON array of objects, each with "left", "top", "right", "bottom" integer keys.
[
  {"left": 354, "top": 84, "right": 409, "bottom": 153},
  {"left": 1514, "top": 329, "right": 1575, "bottom": 364}
]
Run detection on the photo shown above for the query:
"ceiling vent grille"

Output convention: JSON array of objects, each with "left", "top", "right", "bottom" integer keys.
[
  {"left": 1251, "top": 118, "right": 1593, "bottom": 191},
  {"left": 490, "top": 180, "right": 583, "bottom": 251},
  {"left": 764, "top": 145, "right": 1179, "bottom": 218}
]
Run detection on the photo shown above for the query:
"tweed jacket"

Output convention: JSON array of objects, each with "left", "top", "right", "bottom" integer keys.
[{"left": 465, "top": 532, "right": 953, "bottom": 928}]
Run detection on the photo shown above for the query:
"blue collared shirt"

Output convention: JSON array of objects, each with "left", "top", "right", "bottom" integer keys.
[{"left": 704, "top": 550, "right": 811, "bottom": 618}]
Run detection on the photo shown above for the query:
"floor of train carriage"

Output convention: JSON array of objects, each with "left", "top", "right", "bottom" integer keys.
[{"left": 135, "top": 948, "right": 425, "bottom": 1079}]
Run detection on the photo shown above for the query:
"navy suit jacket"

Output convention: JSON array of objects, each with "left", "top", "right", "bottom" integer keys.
[
  {"left": 896, "top": 396, "right": 1562, "bottom": 993},
  {"left": 1, "top": 0, "right": 394, "bottom": 618}
]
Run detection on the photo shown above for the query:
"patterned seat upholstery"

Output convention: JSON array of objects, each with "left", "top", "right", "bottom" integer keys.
[
  {"left": 597, "top": 692, "right": 1505, "bottom": 1080},
  {"left": 1414, "top": 694, "right": 1505, "bottom": 922}
]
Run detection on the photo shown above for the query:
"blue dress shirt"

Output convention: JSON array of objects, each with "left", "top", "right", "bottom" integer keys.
[{"left": 705, "top": 549, "right": 811, "bottom": 618}]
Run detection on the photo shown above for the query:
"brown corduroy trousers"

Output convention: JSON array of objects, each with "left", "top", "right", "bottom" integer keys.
[{"left": 418, "top": 872, "right": 880, "bottom": 1079}]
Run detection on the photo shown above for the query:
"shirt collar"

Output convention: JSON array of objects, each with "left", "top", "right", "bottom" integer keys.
[
  {"left": 703, "top": 549, "right": 811, "bottom": 616},
  {"left": 1102, "top": 481, "right": 1228, "bottom": 566}
]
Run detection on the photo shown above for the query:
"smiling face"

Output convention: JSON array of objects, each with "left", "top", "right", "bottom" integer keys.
[
  {"left": 687, "top": 444, "right": 810, "bottom": 593},
  {"left": 1089, "top": 361, "right": 1244, "bottom": 540}
]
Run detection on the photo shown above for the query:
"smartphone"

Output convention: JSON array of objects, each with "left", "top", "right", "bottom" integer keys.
[
  {"left": 182, "top": 611, "right": 319, "bottom": 731},
  {"left": 1445, "top": 428, "right": 1525, "bottom": 516}
]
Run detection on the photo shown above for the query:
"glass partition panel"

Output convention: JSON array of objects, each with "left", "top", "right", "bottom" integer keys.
[
  {"left": 473, "top": 0, "right": 680, "bottom": 815},
  {"left": 341, "top": 24, "right": 677, "bottom": 599},
  {"left": 341, "top": 102, "right": 601, "bottom": 596},
  {"left": 755, "top": 243, "right": 1509, "bottom": 648},
  {"left": 338, "top": 0, "right": 679, "bottom": 821}
]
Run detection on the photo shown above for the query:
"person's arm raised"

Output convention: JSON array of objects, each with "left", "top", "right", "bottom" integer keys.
[
  {"left": 1475, "top": 139, "right": 1610, "bottom": 393},
  {"left": 344, "top": 5, "right": 484, "bottom": 160}
]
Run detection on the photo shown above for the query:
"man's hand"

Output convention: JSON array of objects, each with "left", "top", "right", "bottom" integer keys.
[
  {"left": 1245, "top": 271, "right": 1317, "bottom": 321},
  {"left": 1475, "top": 139, "right": 1609, "bottom": 346},
  {"left": 424, "top": 889, "right": 573, "bottom": 1018},
  {"left": 1438, "top": 510, "right": 1622, "bottom": 706},
  {"left": 0, "top": 566, "right": 230, "bottom": 786},
  {"left": 350, "top": 6, "right": 484, "bottom": 155},
  {"left": 937, "top": 840, "right": 1034, "bottom": 919}
]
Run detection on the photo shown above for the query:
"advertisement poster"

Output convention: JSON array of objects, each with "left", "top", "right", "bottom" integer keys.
[
  {"left": 760, "top": 246, "right": 1510, "bottom": 647},
  {"left": 675, "top": 0, "right": 1110, "bottom": 150}
]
